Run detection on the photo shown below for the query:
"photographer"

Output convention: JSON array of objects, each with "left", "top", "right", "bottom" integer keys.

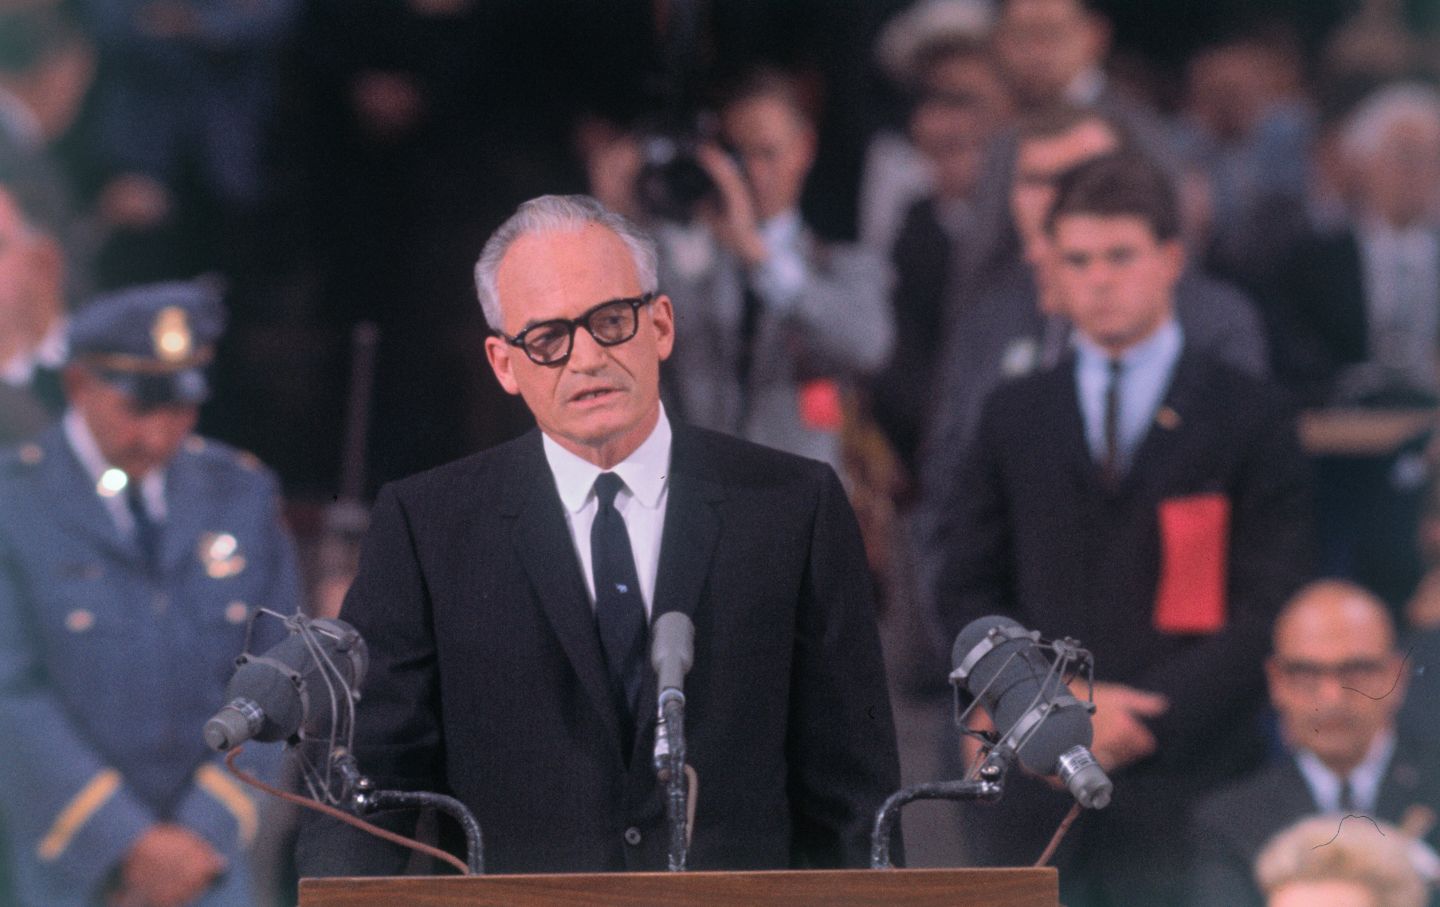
[{"left": 649, "top": 68, "right": 895, "bottom": 475}]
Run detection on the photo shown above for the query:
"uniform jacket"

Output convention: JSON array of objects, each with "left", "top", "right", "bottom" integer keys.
[
  {"left": 295, "top": 424, "right": 901, "bottom": 875},
  {"left": 0, "top": 424, "right": 301, "bottom": 906}
]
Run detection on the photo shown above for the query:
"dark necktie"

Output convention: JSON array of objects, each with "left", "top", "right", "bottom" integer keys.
[
  {"left": 127, "top": 482, "right": 159, "bottom": 573},
  {"left": 1102, "top": 358, "right": 1124, "bottom": 486},
  {"left": 591, "top": 472, "right": 647, "bottom": 758},
  {"left": 1338, "top": 778, "right": 1355, "bottom": 813},
  {"left": 28, "top": 366, "right": 64, "bottom": 415}
]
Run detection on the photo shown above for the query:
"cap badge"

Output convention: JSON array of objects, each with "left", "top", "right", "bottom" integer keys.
[{"left": 152, "top": 306, "right": 193, "bottom": 363}]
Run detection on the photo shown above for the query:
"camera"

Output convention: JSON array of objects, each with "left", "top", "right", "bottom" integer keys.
[{"left": 634, "top": 112, "right": 721, "bottom": 224}]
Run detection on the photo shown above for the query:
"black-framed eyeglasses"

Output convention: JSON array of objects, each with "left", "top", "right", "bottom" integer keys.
[
  {"left": 498, "top": 293, "right": 656, "bottom": 367},
  {"left": 1273, "top": 657, "right": 1392, "bottom": 691}
]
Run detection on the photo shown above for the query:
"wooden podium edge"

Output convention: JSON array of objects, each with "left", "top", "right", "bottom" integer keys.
[{"left": 300, "top": 866, "right": 1059, "bottom": 907}]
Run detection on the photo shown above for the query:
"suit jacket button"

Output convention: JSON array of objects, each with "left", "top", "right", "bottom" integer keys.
[{"left": 623, "top": 827, "right": 642, "bottom": 846}]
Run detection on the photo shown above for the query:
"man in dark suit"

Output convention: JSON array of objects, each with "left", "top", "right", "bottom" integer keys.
[
  {"left": 1271, "top": 83, "right": 1440, "bottom": 407},
  {"left": 933, "top": 152, "right": 1313, "bottom": 906},
  {"left": 910, "top": 111, "right": 1269, "bottom": 683},
  {"left": 1191, "top": 580, "right": 1440, "bottom": 907},
  {"left": 295, "top": 194, "right": 901, "bottom": 875}
]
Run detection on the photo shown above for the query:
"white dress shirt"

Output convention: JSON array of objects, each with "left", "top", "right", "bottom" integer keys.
[
  {"left": 542, "top": 404, "right": 672, "bottom": 617},
  {"left": 1358, "top": 220, "right": 1440, "bottom": 392},
  {"left": 1073, "top": 318, "right": 1184, "bottom": 476},
  {"left": 1295, "top": 728, "right": 1396, "bottom": 815}
]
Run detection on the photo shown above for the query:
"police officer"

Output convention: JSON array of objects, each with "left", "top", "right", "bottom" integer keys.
[{"left": 0, "top": 281, "right": 301, "bottom": 906}]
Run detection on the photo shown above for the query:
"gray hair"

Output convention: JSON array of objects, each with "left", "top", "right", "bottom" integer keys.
[
  {"left": 1340, "top": 82, "right": 1440, "bottom": 163},
  {"left": 473, "top": 194, "right": 659, "bottom": 331}
]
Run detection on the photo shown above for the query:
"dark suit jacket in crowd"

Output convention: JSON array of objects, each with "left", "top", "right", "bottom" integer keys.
[
  {"left": 907, "top": 262, "right": 1272, "bottom": 686},
  {"left": 1271, "top": 227, "right": 1440, "bottom": 405},
  {"left": 1190, "top": 738, "right": 1440, "bottom": 907},
  {"left": 932, "top": 350, "right": 1314, "bottom": 905},
  {"left": 295, "top": 424, "right": 902, "bottom": 876}
]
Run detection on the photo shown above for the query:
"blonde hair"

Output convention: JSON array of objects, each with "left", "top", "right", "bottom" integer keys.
[{"left": 1255, "top": 816, "right": 1427, "bottom": 907}]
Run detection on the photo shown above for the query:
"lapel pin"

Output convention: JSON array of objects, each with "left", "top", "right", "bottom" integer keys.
[{"left": 1156, "top": 406, "right": 1181, "bottom": 430}]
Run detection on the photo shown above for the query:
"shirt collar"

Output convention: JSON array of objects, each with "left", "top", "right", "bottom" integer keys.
[
  {"left": 2, "top": 318, "right": 67, "bottom": 385},
  {"left": 759, "top": 209, "right": 804, "bottom": 247},
  {"left": 61, "top": 407, "right": 168, "bottom": 517},
  {"left": 1072, "top": 316, "right": 1183, "bottom": 374},
  {"left": 542, "top": 403, "right": 672, "bottom": 514},
  {"left": 1359, "top": 216, "right": 1438, "bottom": 251},
  {"left": 1294, "top": 727, "right": 1397, "bottom": 810},
  {"left": 1065, "top": 67, "right": 1106, "bottom": 107}
]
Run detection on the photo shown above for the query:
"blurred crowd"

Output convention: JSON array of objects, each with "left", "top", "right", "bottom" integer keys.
[{"left": 3, "top": 0, "right": 1440, "bottom": 904}]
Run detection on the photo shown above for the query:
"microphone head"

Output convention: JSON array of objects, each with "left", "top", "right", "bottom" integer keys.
[
  {"left": 205, "top": 615, "right": 369, "bottom": 750},
  {"left": 650, "top": 611, "right": 695, "bottom": 693},
  {"left": 951, "top": 615, "right": 1028, "bottom": 677},
  {"left": 951, "top": 615, "right": 1096, "bottom": 777}
]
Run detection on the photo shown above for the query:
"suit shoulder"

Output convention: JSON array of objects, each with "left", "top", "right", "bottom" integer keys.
[
  {"left": 676, "top": 424, "right": 835, "bottom": 489},
  {"left": 176, "top": 436, "right": 280, "bottom": 486},
  {"left": 384, "top": 432, "right": 536, "bottom": 505},
  {"left": 1194, "top": 760, "right": 1291, "bottom": 827},
  {"left": 1185, "top": 353, "right": 1294, "bottom": 416}
]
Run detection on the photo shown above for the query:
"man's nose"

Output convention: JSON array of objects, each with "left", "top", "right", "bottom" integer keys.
[{"left": 566, "top": 326, "right": 608, "bottom": 371}]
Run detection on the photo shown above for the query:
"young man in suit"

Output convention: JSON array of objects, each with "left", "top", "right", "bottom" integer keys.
[
  {"left": 1191, "top": 580, "right": 1440, "bottom": 907},
  {"left": 933, "top": 152, "right": 1314, "bottom": 906},
  {"left": 296, "top": 194, "right": 901, "bottom": 875}
]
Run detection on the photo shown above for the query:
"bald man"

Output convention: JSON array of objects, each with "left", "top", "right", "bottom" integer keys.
[{"left": 1189, "top": 581, "right": 1440, "bottom": 907}]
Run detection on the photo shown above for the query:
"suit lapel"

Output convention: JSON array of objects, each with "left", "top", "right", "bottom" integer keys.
[
  {"left": 634, "top": 425, "right": 724, "bottom": 754},
  {"left": 1119, "top": 352, "right": 1198, "bottom": 497},
  {"left": 1053, "top": 360, "right": 1102, "bottom": 494},
  {"left": 499, "top": 432, "right": 624, "bottom": 755},
  {"left": 1377, "top": 741, "right": 1428, "bottom": 821}
]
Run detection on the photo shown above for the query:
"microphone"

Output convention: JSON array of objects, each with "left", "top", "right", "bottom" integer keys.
[
  {"left": 651, "top": 611, "right": 695, "bottom": 706},
  {"left": 650, "top": 611, "right": 694, "bottom": 872},
  {"left": 204, "top": 615, "right": 368, "bottom": 751},
  {"left": 650, "top": 611, "right": 694, "bottom": 774},
  {"left": 950, "top": 616, "right": 1112, "bottom": 809}
]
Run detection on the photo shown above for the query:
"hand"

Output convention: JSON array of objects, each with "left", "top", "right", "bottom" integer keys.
[
  {"left": 1084, "top": 682, "right": 1168, "bottom": 773},
  {"left": 113, "top": 824, "right": 225, "bottom": 907},
  {"left": 694, "top": 145, "right": 768, "bottom": 267}
]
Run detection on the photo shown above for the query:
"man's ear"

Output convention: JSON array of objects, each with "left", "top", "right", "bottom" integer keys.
[
  {"left": 1159, "top": 238, "right": 1186, "bottom": 285},
  {"left": 483, "top": 335, "right": 521, "bottom": 396},
  {"left": 651, "top": 294, "right": 676, "bottom": 361}
]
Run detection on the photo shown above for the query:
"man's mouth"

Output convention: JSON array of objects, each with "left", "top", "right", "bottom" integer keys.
[{"left": 571, "top": 387, "right": 619, "bottom": 403}]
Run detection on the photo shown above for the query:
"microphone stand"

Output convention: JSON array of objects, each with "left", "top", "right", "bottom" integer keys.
[
  {"left": 869, "top": 752, "right": 1010, "bottom": 869},
  {"left": 333, "top": 750, "right": 485, "bottom": 874},
  {"left": 654, "top": 689, "right": 688, "bottom": 871}
]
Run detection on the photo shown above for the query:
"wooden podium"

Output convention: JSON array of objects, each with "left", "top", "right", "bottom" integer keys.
[{"left": 299, "top": 867, "right": 1058, "bottom": 906}]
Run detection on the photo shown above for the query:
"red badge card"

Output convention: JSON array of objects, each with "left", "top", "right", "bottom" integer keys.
[
  {"left": 1154, "top": 493, "right": 1231, "bottom": 634},
  {"left": 798, "top": 379, "right": 843, "bottom": 432}
]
